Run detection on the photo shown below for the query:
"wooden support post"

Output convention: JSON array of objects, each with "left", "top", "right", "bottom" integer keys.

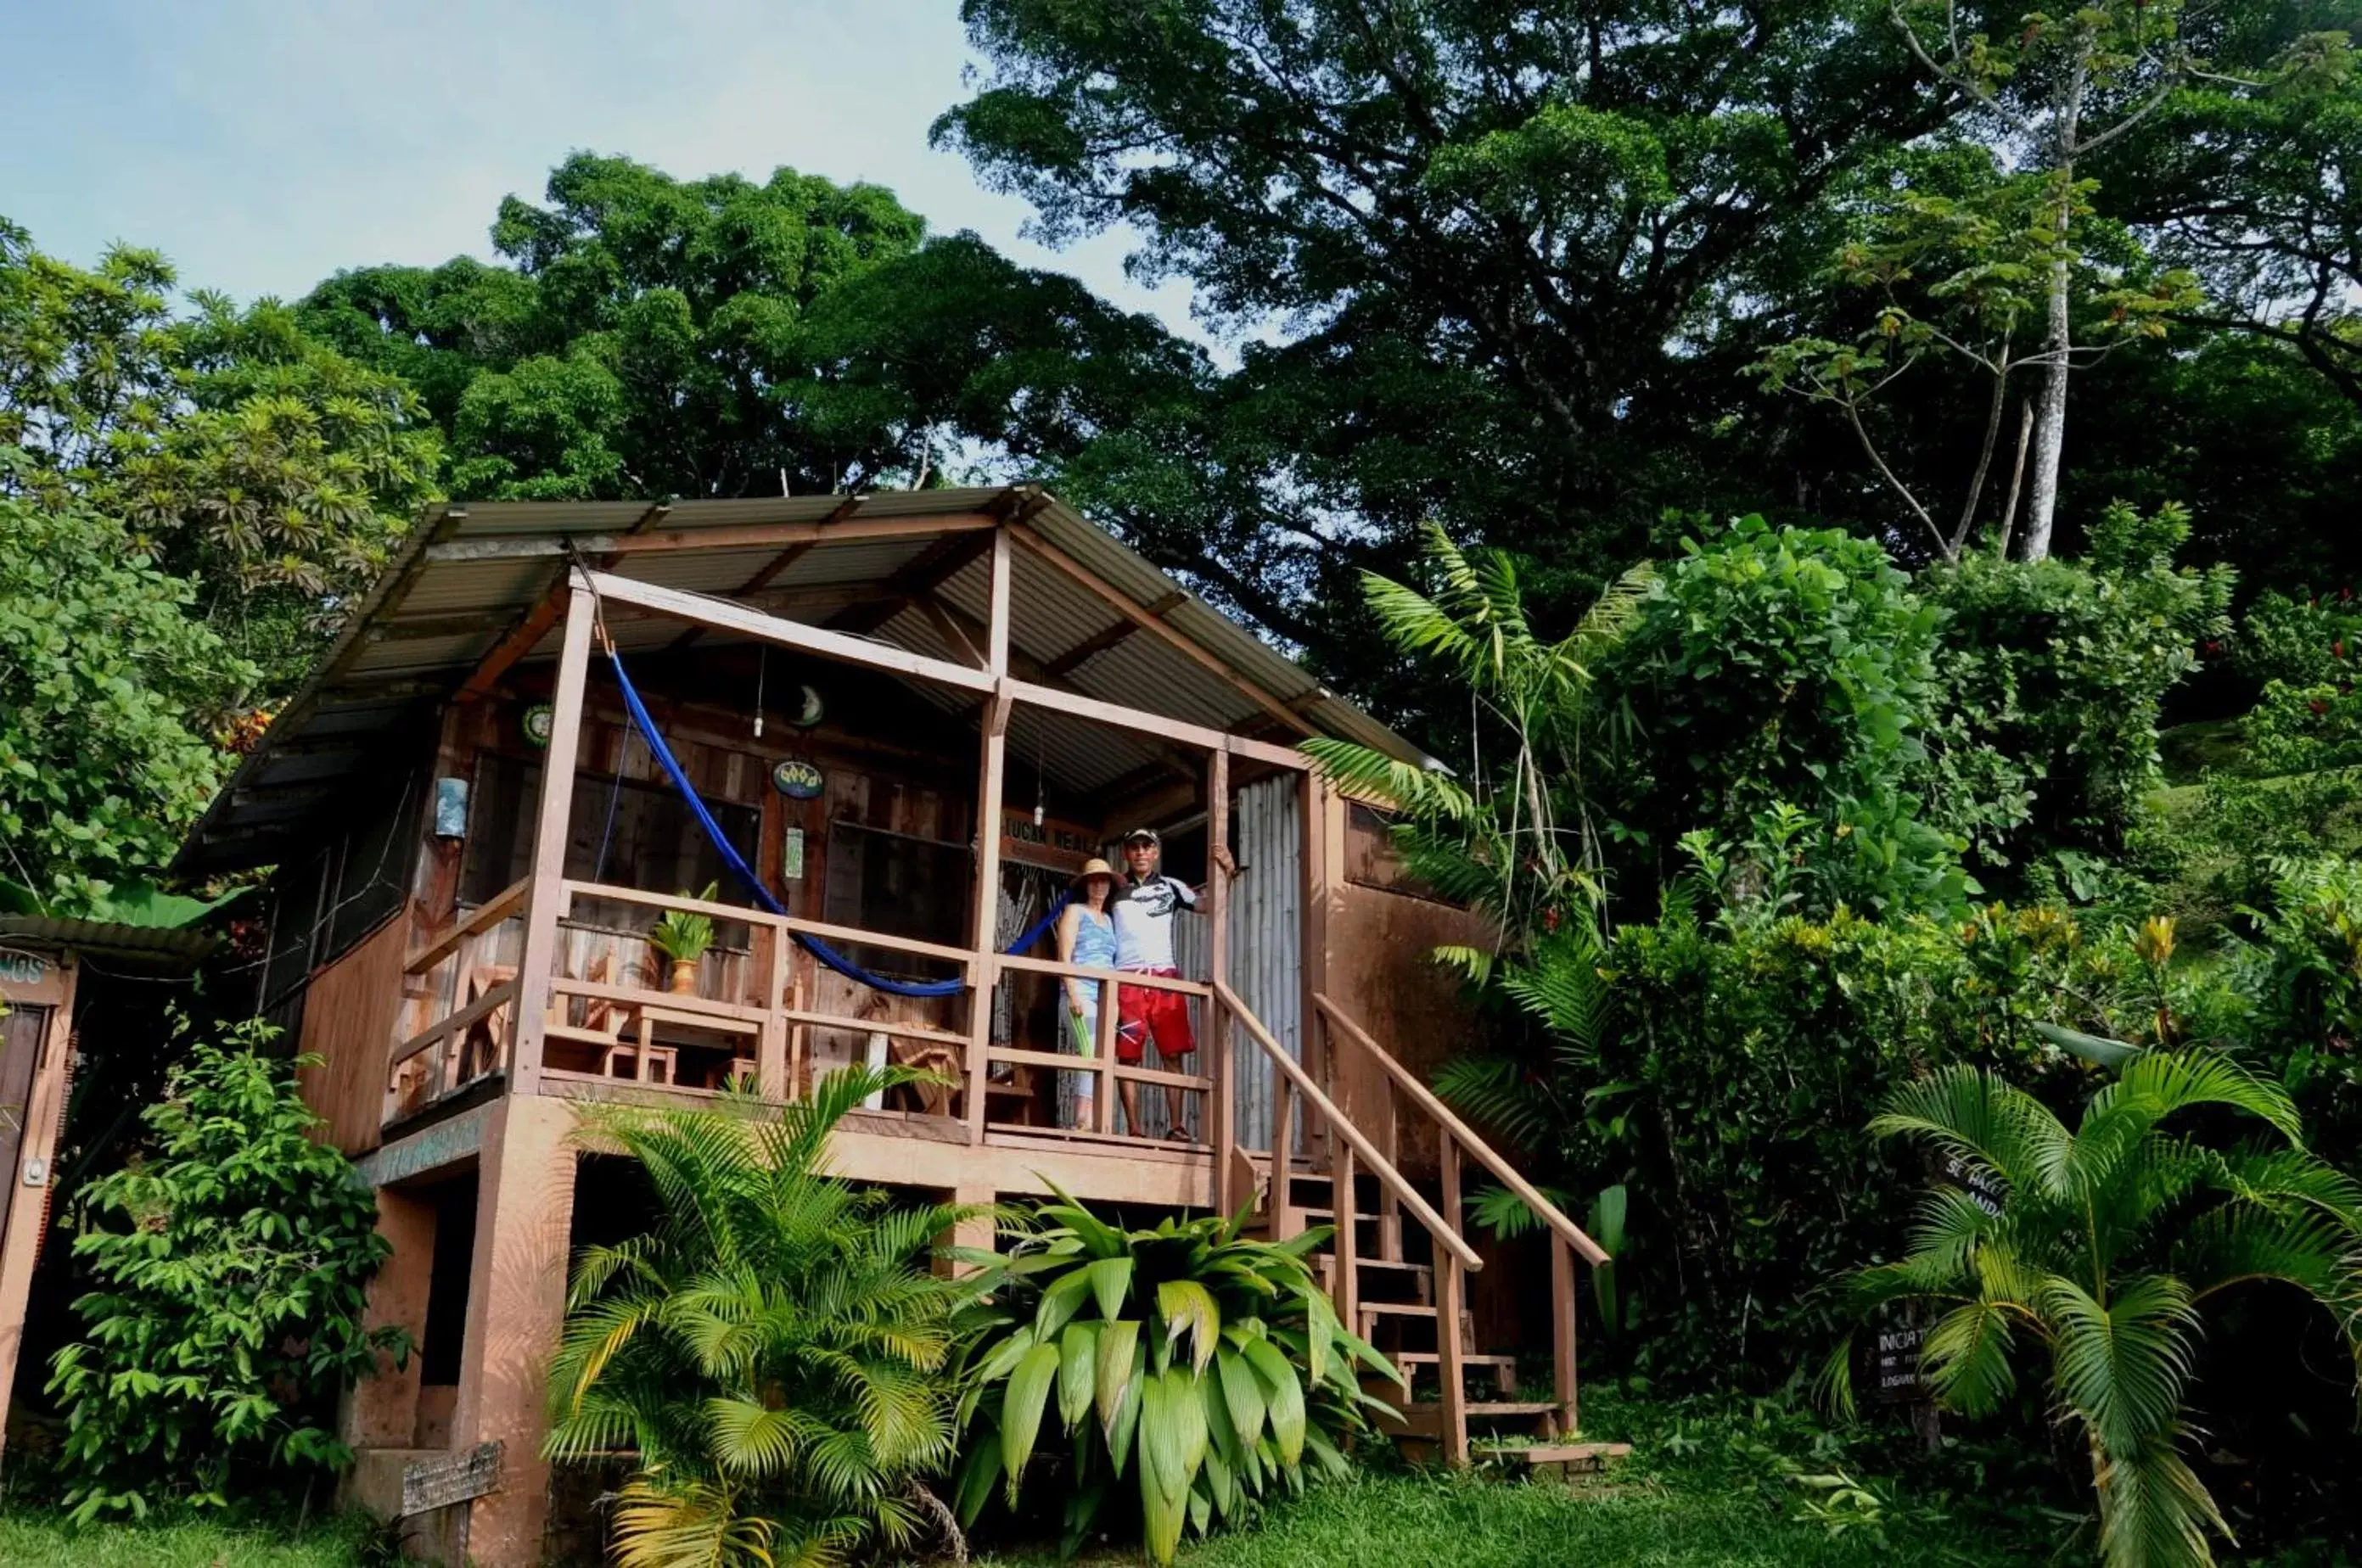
[
  {"left": 1551, "top": 1235, "right": 1579, "bottom": 1438},
  {"left": 1271, "top": 1060, "right": 1298, "bottom": 1241},
  {"left": 965, "top": 529, "right": 1013, "bottom": 1143},
  {"left": 450, "top": 1096, "right": 578, "bottom": 1565},
  {"left": 940, "top": 1183, "right": 998, "bottom": 1280},
  {"left": 1207, "top": 747, "right": 1232, "bottom": 1208},
  {"left": 1300, "top": 772, "right": 1329, "bottom": 1172},
  {"left": 510, "top": 587, "right": 594, "bottom": 1097},
  {"left": 1437, "top": 1135, "right": 1469, "bottom": 1466}
]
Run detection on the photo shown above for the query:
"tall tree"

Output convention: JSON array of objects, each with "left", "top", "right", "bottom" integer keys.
[
  {"left": 2101, "top": 18, "right": 2362, "bottom": 406},
  {"left": 936, "top": 0, "right": 1961, "bottom": 581},
  {"left": 301, "top": 154, "right": 1212, "bottom": 511},
  {"left": 1888, "top": 0, "right": 2231, "bottom": 560},
  {"left": 0, "top": 219, "right": 438, "bottom": 692}
]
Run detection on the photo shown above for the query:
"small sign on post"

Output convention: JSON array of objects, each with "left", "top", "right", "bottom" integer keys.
[
  {"left": 401, "top": 1441, "right": 502, "bottom": 1516},
  {"left": 1869, "top": 1324, "right": 1927, "bottom": 1404}
]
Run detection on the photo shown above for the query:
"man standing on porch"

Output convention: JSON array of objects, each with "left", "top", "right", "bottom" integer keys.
[{"left": 1110, "top": 827, "right": 1231, "bottom": 1139}]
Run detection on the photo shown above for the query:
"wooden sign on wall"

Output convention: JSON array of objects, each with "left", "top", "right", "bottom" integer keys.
[
  {"left": 401, "top": 1441, "right": 502, "bottom": 1515},
  {"left": 1001, "top": 809, "right": 1097, "bottom": 873}
]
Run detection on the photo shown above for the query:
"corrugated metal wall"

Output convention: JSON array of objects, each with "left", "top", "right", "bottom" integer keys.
[{"left": 1224, "top": 776, "right": 1301, "bottom": 1149}]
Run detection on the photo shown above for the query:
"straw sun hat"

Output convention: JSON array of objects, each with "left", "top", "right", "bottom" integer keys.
[{"left": 1071, "top": 857, "right": 1118, "bottom": 888}]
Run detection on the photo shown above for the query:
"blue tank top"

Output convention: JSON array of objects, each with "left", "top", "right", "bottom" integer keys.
[{"left": 1071, "top": 907, "right": 1118, "bottom": 969}]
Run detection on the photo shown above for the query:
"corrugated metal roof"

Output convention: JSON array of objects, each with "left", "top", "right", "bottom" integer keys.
[
  {"left": 175, "top": 485, "right": 1430, "bottom": 873},
  {"left": 0, "top": 916, "right": 218, "bottom": 966}
]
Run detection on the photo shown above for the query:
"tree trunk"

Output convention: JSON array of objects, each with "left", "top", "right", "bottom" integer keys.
[
  {"left": 2020, "top": 52, "right": 2090, "bottom": 563},
  {"left": 1955, "top": 350, "right": 2012, "bottom": 553}
]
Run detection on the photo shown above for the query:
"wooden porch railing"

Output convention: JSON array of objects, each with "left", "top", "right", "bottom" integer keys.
[
  {"left": 991, "top": 953, "right": 1217, "bottom": 1145},
  {"left": 389, "top": 874, "right": 1234, "bottom": 1135},
  {"left": 1310, "top": 991, "right": 1608, "bottom": 1453},
  {"left": 385, "top": 877, "right": 529, "bottom": 1123},
  {"left": 1215, "top": 983, "right": 1494, "bottom": 1460}
]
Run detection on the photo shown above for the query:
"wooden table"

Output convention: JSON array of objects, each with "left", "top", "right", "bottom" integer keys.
[{"left": 622, "top": 1004, "right": 761, "bottom": 1089}]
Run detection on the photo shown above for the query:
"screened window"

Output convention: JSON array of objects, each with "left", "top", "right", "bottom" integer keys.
[
  {"left": 459, "top": 754, "right": 761, "bottom": 934},
  {"left": 822, "top": 821, "right": 970, "bottom": 982}
]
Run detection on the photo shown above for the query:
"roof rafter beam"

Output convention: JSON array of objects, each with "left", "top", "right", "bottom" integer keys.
[
  {"left": 826, "top": 527, "right": 1001, "bottom": 636},
  {"left": 1006, "top": 526, "right": 1316, "bottom": 740},
  {"left": 1041, "top": 591, "right": 1187, "bottom": 677}
]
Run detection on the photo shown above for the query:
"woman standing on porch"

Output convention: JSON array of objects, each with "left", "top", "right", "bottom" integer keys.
[{"left": 1055, "top": 859, "right": 1119, "bottom": 1130}]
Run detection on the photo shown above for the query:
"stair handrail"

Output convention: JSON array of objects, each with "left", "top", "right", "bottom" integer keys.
[
  {"left": 1313, "top": 993, "right": 1610, "bottom": 1268},
  {"left": 1216, "top": 982, "right": 1483, "bottom": 1273}
]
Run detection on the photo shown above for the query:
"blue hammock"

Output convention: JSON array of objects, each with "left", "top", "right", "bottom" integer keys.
[{"left": 606, "top": 647, "right": 1066, "bottom": 998}]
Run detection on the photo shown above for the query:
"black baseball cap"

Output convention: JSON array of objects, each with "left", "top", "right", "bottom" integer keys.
[{"left": 1121, "top": 826, "right": 1161, "bottom": 847}]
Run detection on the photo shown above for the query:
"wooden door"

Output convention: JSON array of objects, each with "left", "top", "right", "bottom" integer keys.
[{"left": 0, "top": 1006, "right": 48, "bottom": 1241}]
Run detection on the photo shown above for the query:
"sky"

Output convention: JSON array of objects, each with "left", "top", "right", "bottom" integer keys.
[{"left": 0, "top": 0, "right": 1202, "bottom": 336}]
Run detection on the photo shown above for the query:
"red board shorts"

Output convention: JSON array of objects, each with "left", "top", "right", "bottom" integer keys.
[{"left": 1116, "top": 967, "right": 1195, "bottom": 1063}]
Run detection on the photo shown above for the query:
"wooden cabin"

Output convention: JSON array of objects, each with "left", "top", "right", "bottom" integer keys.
[{"left": 173, "top": 486, "right": 1609, "bottom": 1565}]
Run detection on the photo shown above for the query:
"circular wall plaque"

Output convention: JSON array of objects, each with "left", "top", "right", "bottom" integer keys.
[
  {"left": 521, "top": 703, "right": 554, "bottom": 748},
  {"left": 771, "top": 758, "right": 826, "bottom": 799}
]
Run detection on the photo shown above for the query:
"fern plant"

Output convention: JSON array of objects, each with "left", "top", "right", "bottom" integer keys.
[
  {"left": 950, "top": 1196, "right": 1399, "bottom": 1565},
  {"left": 543, "top": 1067, "right": 979, "bottom": 1568},
  {"left": 1300, "top": 520, "right": 1653, "bottom": 939},
  {"left": 1849, "top": 1050, "right": 2362, "bottom": 1568}
]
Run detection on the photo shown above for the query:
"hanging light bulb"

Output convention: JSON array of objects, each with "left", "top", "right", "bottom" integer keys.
[{"left": 753, "top": 646, "right": 767, "bottom": 739}]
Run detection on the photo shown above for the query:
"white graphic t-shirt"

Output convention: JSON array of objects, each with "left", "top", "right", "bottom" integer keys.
[{"left": 1112, "top": 874, "right": 1196, "bottom": 970}]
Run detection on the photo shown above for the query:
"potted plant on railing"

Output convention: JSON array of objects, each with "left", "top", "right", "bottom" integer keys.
[{"left": 647, "top": 882, "right": 720, "bottom": 995}]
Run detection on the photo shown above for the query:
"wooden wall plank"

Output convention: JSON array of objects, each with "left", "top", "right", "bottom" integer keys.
[{"left": 296, "top": 916, "right": 412, "bottom": 1155}]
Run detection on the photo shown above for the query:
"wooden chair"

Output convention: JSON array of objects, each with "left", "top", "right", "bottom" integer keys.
[
  {"left": 884, "top": 1037, "right": 963, "bottom": 1117},
  {"left": 543, "top": 951, "right": 647, "bottom": 1069}
]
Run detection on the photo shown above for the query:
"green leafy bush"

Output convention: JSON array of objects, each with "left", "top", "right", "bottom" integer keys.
[
  {"left": 951, "top": 1197, "right": 1395, "bottom": 1565},
  {"left": 543, "top": 1067, "right": 975, "bottom": 1568},
  {"left": 46, "top": 1023, "right": 401, "bottom": 1522},
  {"left": 2231, "top": 589, "right": 2362, "bottom": 689},
  {"left": 1598, "top": 516, "right": 1970, "bottom": 919},
  {"left": 1921, "top": 503, "right": 2232, "bottom": 876}
]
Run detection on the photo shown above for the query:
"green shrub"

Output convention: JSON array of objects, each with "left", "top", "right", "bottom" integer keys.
[
  {"left": 1599, "top": 515, "right": 1970, "bottom": 919},
  {"left": 0, "top": 475, "right": 251, "bottom": 914},
  {"left": 542, "top": 1067, "right": 975, "bottom": 1568},
  {"left": 2231, "top": 589, "right": 2362, "bottom": 689},
  {"left": 46, "top": 1023, "right": 401, "bottom": 1522},
  {"left": 1921, "top": 503, "right": 2232, "bottom": 876},
  {"left": 951, "top": 1198, "right": 1395, "bottom": 1565}
]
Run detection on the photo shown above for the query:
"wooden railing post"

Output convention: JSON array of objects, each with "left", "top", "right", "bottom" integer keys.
[
  {"left": 1332, "top": 1139, "right": 1359, "bottom": 1330},
  {"left": 1437, "top": 1134, "right": 1469, "bottom": 1465},
  {"left": 964, "top": 689, "right": 1012, "bottom": 1143},
  {"left": 758, "top": 925, "right": 789, "bottom": 1100},
  {"left": 511, "top": 585, "right": 594, "bottom": 1097},
  {"left": 1095, "top": 976, "right": 1118, "bottom": 1134},
  {"left": 1551, "top": 1234, "right": 1579, "bottom": 1438}
]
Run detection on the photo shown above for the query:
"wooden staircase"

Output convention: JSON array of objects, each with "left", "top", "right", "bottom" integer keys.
[{"left": 1213, "top": 986, "right": 1621, "bottom": 1471}]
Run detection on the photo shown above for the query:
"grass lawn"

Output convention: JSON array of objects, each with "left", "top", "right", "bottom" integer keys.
[
  {"left": 0, "top": 1390, "right": 2052, "bottom": 1567},
  {"left": 0, "top": 1510, "right": 383, "bottom": 1566},
  {"left": 977, "top": 1465, "right": 2027, "bottom": 1568}
]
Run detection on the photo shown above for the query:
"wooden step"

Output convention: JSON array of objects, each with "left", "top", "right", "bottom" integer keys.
[
  {"left": 1394, "top": 1352, "right": 1515, "bottom": 1368},
  {"left": 1476, "top": 1441, "right": 1632, "bottom": 1480}
]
